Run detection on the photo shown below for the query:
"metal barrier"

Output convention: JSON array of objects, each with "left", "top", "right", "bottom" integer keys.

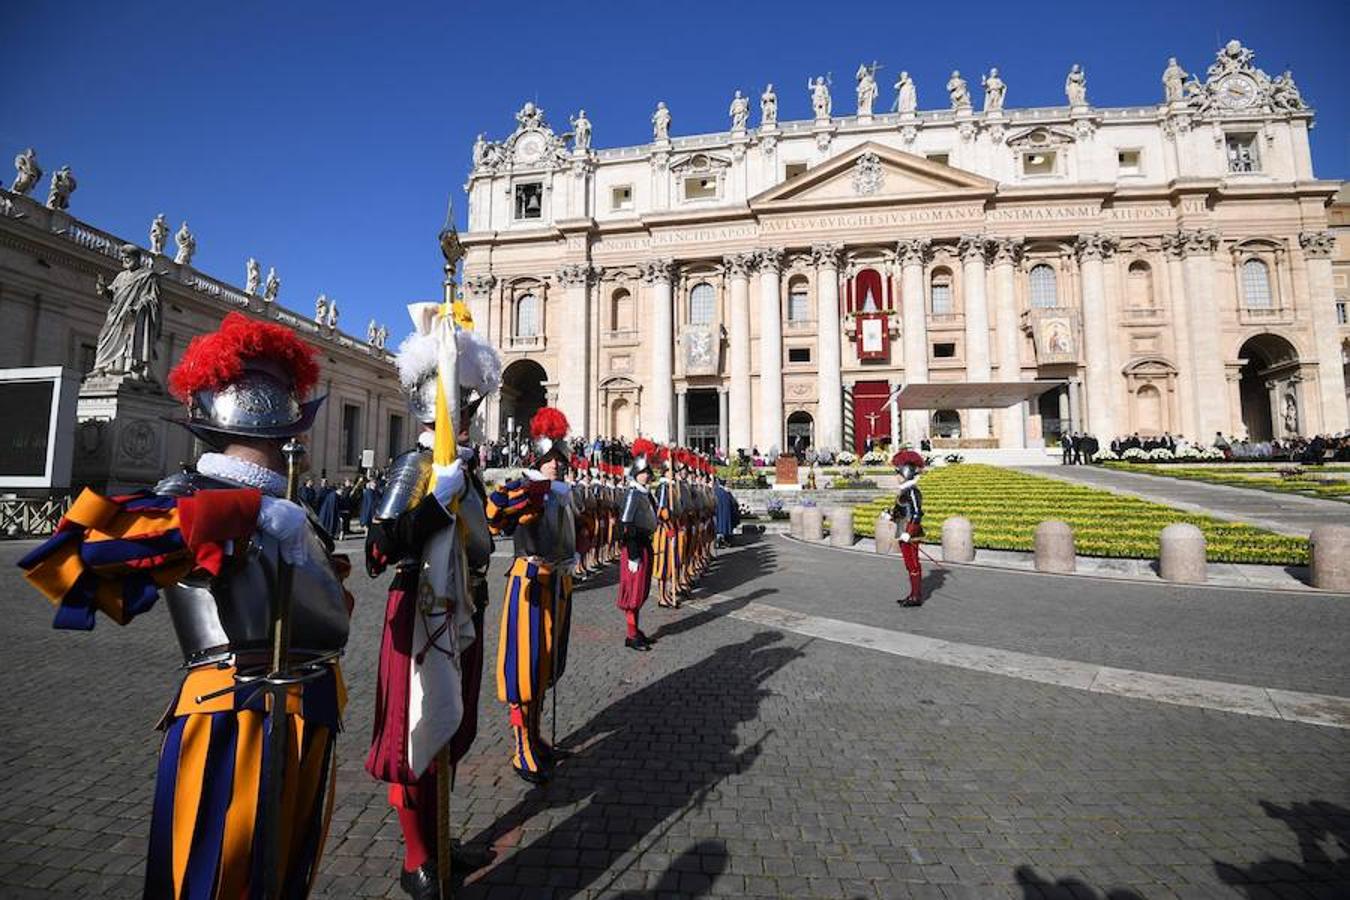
[{"left": 0, "top": 496, "right": 71, "bottom": 538}]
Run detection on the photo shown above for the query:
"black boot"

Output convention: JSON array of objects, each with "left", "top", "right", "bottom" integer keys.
[
  {"left": 625, "top": 636, "right": 652, "bottom": 651},
  {"left": 399, "top": 864, "right": 440, "bottom": 900}
]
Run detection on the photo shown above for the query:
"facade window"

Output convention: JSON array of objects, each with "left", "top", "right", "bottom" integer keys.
[
  {"left": 932, "top": 409, "right": 962, "bottom": 438},
  {"left": 1126, "top": 261, "right": 1154, "bottom": 308},
  {"left": 926, "top": 152, "right": 950, "bottom": 166},
  {"left": 1241, "top": 259, "right": 1273, "bottom": 308},
  {"left": 513, "top": 182, "right": 543, "bottom": 220},
  {"left": 683, "top": 176, "right": 717, "bottom": 201},
  {"left": 1337, "top": 298, "right": 1348, "bottom": 326},
  {"left": 1226, "top": 134, "right": 1260, "bottom": 173},
  {"left": 387, "top": 413, "right": 405, "bottom": 460},
  {"left": 1022, "top": 151, "right": 1056, "bottom": 176},
  {"left": 688, "top": 282, "right": 715, "bottom": 324},
  {"left": 1117, "top": 149, "right": 1142, "bottom": 176},
  {"left": 930, "top": 269, "right": 953, "bottom": 315},
  {"left": 77, "top": 341, "right": 97, "bottom": 374},
  {"left": 1029, "top": 264, "right": 1058, "bottom": 308},
  {"left": 515, "top": 293, "right": 540, "bottom": 337},
  {"left": 787, "top": 277, "right": 810, "bottom": 322},
  {"left": 341, "top": 403, "right": 362, "bottom": 467},
  {"left": 610, "top": 288, "right": 633, "bottom": 331},
  {"left": 788, "top": 347, "right": 811, "bottom": 363},
  {"left": 610, "top": 185, "right": 633, "bottom": 211},
  {"left": 784, "top": 162, "right": 808, "bottom": 180},
  {"left": 933, "top": 342, "right": 956, "bottom": 359}
]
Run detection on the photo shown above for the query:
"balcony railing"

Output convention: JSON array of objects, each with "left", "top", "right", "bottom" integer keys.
[
  {"left": 604, "top": 328, "right": 640, "bottom": 344},
  {"left": 784, "top": 318, "right": 817, "bottom": 332},
  {"left": 1238, "top": 304, "right": 1290, "bottom": 325},
  {"left": 507, "top": 335, "right": 544, "bottom": 351},
  {"left": 1121, "top": 306, "right": 1164, "bottom": 320},
  {"left": 928, "top": 312, "right": 964, "bottom": 328}
]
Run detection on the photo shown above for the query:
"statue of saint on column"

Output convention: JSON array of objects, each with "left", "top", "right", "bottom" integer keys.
[{"left": 92, "top": 244, "right": 163, "bottom": 381}]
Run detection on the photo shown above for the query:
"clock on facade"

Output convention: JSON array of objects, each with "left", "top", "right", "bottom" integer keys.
[
  {"left": 1216, "top": 74, "right": 1258, "bottom": 110},
  {"left": 515, "top": 133, "right": 545, "bottom": 162}
]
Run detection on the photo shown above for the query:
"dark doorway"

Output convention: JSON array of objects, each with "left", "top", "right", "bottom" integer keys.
[
  {"left": 1237, "top": 334, "right": 1299, "bottom": 441},
  {"left": 687, "top": 389, "right": 719, "bottom": 454},
  {"left": 499, "top": 358, "right": 548, "bottom": 444}
]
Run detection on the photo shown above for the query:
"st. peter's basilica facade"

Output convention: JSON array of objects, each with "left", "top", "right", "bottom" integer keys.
[{"left": 461, "top": 40, "right": 1348, "bottom": 454}]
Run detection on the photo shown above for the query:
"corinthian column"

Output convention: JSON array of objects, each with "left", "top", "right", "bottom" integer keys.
[
  {"left": 1160, "top": 234, "right": 1198, "bottom": 438},
  {"left": 813, "top": 243, "right": 844, "bottom": 451},
  {"left": 1299, "top": 231, "right": 1349, "bottom": 432},
  {"left": 958, "top": 234, "right": 993, "bottom": 438},
  {"left": 896, "top": 239, "right": 931, "bottom": 443},
  {"left": 725, "top": 251, "right": 756, "bottom": 453},
  {"left": 640, "top": 259, "right": 676, "bottom": 442},
  {"left": 1175, "top": 229, "right": 1226, "bottom": 440},
  {"left": 989, "top": 238, "right": 1025, "bottom": 447},
  {"left": 464, "top": 273, "right": 497, "bottom": 342},
  {"left": 1075, "top": 233, "right": 1119, "bottom": 439},
  {"left": 757, "top": 248, "right": 785, "bottom": 452},
  {"left": 556, "top": 263, "right": 597, "bottom": 435}
]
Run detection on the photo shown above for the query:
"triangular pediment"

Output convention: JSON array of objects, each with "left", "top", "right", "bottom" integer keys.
[{"left": 750, "top": 142, "right": 996, "bottom": 209}]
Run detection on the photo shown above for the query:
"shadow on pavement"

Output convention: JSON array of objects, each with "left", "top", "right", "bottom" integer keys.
[
  {"left": 1013, "top": 864, "right": 1145, "bottom": 899},
  {"left": 460, "top": 630, "right": 804, "bottom": 898},
  {"left": 1213, "top": 799, "right": 1349, "bottom": 894},
  {"left": 647, "top": 587, "right": 777, "bottom": 642},
  {"left": 611, "top": 838, "right": 726, "bottom": 898}
]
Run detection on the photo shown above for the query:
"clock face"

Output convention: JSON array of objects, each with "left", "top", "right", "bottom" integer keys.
[
  {"left": 1216, "top": 74, "right": 1258, "bottom": 110},
  {"left": 515, "top": 133, "right": 545, "bottom": 162}
]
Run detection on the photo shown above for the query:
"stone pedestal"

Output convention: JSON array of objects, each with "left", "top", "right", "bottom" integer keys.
[
  {"left": 1034, "top": 520, "right": 1076, "bottom": 574},
  {"left": 1309, "top": 525, "right": 1350, "bottom": 591},
  {"left": 773, "top": 454, "right": 801, "bottom": 491},
  {"left": 74, "top": 376, "right": 189, "bottom": 494},
  {"left": 789, "top": 505, "right": 804, "bottom": 538},
  {"left": 941, "top": 516, "right": 975, "bottom": 562},
  {"left": 875, "top": 514, "right": 897, "bottom": 555},
  {"left": 830, "top": 507, "right": 854, "bottom": 547},
  {"left": 1159, "top": 523, "right": 1207, "bottom": 584},
  {"left": 800, "top": 506, "right": 823, "bottom": 542}
]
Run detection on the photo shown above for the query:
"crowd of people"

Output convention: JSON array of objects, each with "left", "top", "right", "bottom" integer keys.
[
  {"left": 1059, "top": 431, "right": 1103, "bottom": 464},
  {"left": 1210, "top": 431, "right": 1350, "bottom": 463}
]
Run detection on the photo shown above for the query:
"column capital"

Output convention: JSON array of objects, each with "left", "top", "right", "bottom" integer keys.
[
  {"left": 811, "top": 243, "right": 843, "bottom": 270},
  {"left": 957, "top": 233, "right": 989, "bottom": 264},
  {"left": 895, "top": 238, "right": 931, "bottom": 267},
  {"left": 465, "top": 273, "right": 497, "bottom": 296},
  {"left": 1298, "top": 230, "right": 1336, "bottom": 259},
  {"left": 723, "top": 252, "right": 757, "bottom": 278},
  {"left": 555, "top": 262, "right": 600, "bottom": 287},
  {"left": 1165, "top": 228, "right": 1219, "bottom": 258},
  {"left": 988, "top": 236, "right": 1024, "bottom": 266},
  {"left": 1074, "top": 232, "right": 1119, "bottom": 262},
  {"left": 756, "top": 247, "right": 785, "bottom": 274},
  {"left": 639, "top": 258, "right": 677, "bottom": 284}
]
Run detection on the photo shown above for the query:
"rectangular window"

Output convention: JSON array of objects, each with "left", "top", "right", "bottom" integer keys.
[
  {"left": 926, "top": 152, "right": 950, "bottom": 166},
  {"left": 514, "top": 182, "right": 543, "bottom": 219},
  {"left": 610, "top": 185, "right": 633, "bottom": 211},
  {"left": 931, "top": 282, "right": 953, "bottom": 315},
  {"left": 1337, "top": 300, "right": 1348, "bottom": 326},
  {"left": 1226, "top": 134, "right": 1260, "bottom": 173},
  {"left": 1117, "top": 149, "right": 1142, "bottom": 176},
  {"left": 341, "top": 404, "right": 362, "bottom": 467},
  {"left": 933, "top": 342, "right": 956, "bottom": 359},
  {"left": 1022, "top": 151, "right": 1056, "bottom": 176},
  {"left": 77, "top": 341, "right": 96, "bottom": 374},
  {"left": 387, "top": 413, "right": 405, "bottom": 460},
  {"left": 784, "top": 162, "right": 808, "bottom": 181},
  {"left": 683, "top": 177, "right": 717, "bottom": 201},
  {"left": 788, "top": 288, "right": 810, "bottom": 323},
  {"left": 788, "top": 347, "right": 811, "bottom": 363}
]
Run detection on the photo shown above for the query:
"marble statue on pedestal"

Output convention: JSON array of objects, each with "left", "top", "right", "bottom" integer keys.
[
  {"left": 894, "top": 72, "right": 917, "bottom": 114},
  {"left": 1162, "top": 57, "right": 1188, "bottom": 103},
  {"left": 1270, "top": 70, "right": 1305, "bottom": 111},
  {"left": 47, "top": 165, "right": 76, "bottom": 210},
  {"left": 1065, "top": 64, "right": 1088, "bottom": 106},
  {"left": 946, "top": 71, "right": 971, "bottom": 110},
  {"left": 729, "top": 90, "right": 750, "bottom": 131},
  {"left": 982, "top": 68, "right": 1006, "bottom": 113},
  {"left": 367, "top": 318, "right": 378, "bottom": 345},
  {"left": 375, "top": 323, "right": 388, "bottom": 349},
  {"left": 263, "top": 267, "right": 279, "bottom": 303},
  {"left": 808, "top": 76, "right": 832, "bottom": 119},
  {"left": 472, "top": 133, "right": 488, "bottom": 167},
  {"left": 760, "top": 84, "right": 777, "bottom": 127},
  {"left": 315, "top": 293, "right": 328, "bottom": 325},
  {"left": 652, "top": 102, "right": 671, "bottom": 141},
  {"left": 570, "top": 109, "right": 592, "bottom": 151},
  {"left": 856, "top": 63, "right": 879, "bottom": 117},
  {"left": 92, "top": 244, "right": 162, "bottom": 380},
  {"left": 245, "top": 257, "right": 261, "bottom": 295},
  {"left": 173, "top": 221, "right": 195, "bottom": 265},
  {"left": 326, "top": 297, "right": 339, "bottom": 330},
  {"left": 12, "top": 148, "right": 41, "bottom": 196},
  {"left": 149, "top": 214, "right": 168, "bottom": 255}
]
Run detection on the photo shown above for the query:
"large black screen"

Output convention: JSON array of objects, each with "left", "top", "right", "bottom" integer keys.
[{"left": 0, "top": 381, "right": 55, "bottom": 477}]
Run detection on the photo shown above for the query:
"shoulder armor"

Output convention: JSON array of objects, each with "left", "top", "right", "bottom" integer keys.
[
  {"left": 153, "top": 470, "right": 238, "bottom": 496},
  {"left": 375, "top": 447, "right": 433, "bottom": 521}
]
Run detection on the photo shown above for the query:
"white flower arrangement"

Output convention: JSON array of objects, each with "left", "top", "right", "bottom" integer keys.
[
  {"left": 1198, "top": 447, "right": 1226, "bottom": 460},
  {"left": 1173, "top": 446, "right": 1202, "bottom": 459},
  {"left": 1146, "top": 448, "right": 1174, "bottom": 460},
  {"left": 836, "top": 451, "right": 858, "bottom": 465},
  {"left": 1122, "top": 447, "right": 1147, "bottom": 460},
  {"left": 861, "top": 450, "right": 888, "bottom": 465}
]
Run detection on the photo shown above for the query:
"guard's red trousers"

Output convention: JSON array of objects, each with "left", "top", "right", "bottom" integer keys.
[{"left": 900, "top": 523, "right": 923, "bottom": 601}]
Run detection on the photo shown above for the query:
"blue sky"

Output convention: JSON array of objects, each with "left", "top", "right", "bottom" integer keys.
[{"left": 8, "top": 1, "right": 1348, "bottom": 336}]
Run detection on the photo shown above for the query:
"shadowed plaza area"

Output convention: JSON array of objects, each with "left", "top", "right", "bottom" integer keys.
[{"left": 1, "top": 535, "right": 1348, "bottom": 898}]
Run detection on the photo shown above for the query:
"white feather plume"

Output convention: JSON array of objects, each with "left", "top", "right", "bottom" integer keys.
[
  {"left": 394, "top": 331, "right": 440, "bottom": 390},
  {"left": 456, "top": 329, "right": 502, "bottom": 397}
]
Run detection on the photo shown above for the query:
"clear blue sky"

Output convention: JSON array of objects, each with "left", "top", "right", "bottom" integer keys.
[{"left": 8, "top": 1, "right": 1348, "bottom": 336}]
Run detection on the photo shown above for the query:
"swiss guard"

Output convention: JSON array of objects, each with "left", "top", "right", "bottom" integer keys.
[
  {"left": 890, "top": 449, "right": 927, "bottom": 606},
  {"left": 485, "top": 407, "right": 576, "bottom": 784},
  {"left": 363, "top": 302, "right": 500, "bottom": 899},
  {"left": 19, "top": 311, "right": 352, "bottom": 898},
  {"left": 617, "top": 438, "right": 659, "bottom": 650}
]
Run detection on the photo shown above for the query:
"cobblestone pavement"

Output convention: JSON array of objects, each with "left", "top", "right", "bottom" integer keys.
[{"left": 1, "top": 536, "right": 1347, "bottom": 899}]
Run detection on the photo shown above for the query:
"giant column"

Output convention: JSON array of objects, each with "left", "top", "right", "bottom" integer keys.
[
  {"left": 1299, "top": 231, "right": 1349, "bottom": 433},
  {"left": 958, "top": 234, "right": 993, "bottom": 438},
  {"left": 989, "top": 238, "right": 1025, "bottom": 447},
  {"left": 757, "top": 248, "right": 785, "bottom": 452},
  {"left": 725, "top": 252, "right": 756, "bottom": 453},
  {"left": 556, "top": 263, "right": 596, "bottom": 435},
  {"left": 1161, "top": 235, "right": 1199, "bottom": 439},
  {"left": 812, "top": 243, "right": 844, "bottom": 451},
  {"left": 1176, "top": 230, "right": 1227, "bottom": 440},
  {"left": 464, "top": 273, "right": 498, "bottom": 438},
  {"left": 641, "top": 259, "right": 676, "bottom": 442},
  {"left": 1075, "top": 233, "right": 1119, "bottom": 439},
  {"left": 897, "top": 239, "right": 931, "bottom": 443}
]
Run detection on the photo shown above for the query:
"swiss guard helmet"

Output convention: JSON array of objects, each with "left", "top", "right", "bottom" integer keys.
[{"left": 891, "top": 448, "right": 926, "bottom": 481}]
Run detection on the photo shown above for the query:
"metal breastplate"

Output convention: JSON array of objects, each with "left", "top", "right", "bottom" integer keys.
[
  {"left": 621, "top": 487, "right": 657, "bottom": 534},
  {"left": 457, "top": 485, "right": 494, "bottom": 570},
  {"left": 512, "top": 488, "right": 576, "bottom": 565},
  {"left": 376, "top": 447, "right": 432, "bottom": 521}
]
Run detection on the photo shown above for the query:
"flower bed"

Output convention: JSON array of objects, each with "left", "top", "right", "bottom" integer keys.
[
  {"left": 1103, "top": 462, "right": 1350, "bottom": 503},
  {"left": 851, "top": 464, "right": 1308, "bottom": 565}
]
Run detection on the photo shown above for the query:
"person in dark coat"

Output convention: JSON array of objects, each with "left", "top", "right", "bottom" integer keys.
[
  {"left": 713, "top": 478, "right": 739, "bottom": 548},
  {"left": 316, "top": 477, "right": 340, "bottom": 537},
  {"left": 359, "top": 476, "right": 378, "bottom": 528},
  {"left": 1060, "top": 433, "right": 1072, "bottom": 465}
]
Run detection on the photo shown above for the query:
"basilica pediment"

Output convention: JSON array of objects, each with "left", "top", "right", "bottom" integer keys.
[{"left": 749, "top": 142, "right": 995, "bottom": 210}]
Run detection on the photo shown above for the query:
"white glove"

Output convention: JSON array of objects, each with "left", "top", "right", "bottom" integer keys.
[
  {"left": 432, "top": 460, "right": 465, "bottom": 509},
  {"left": 880, "top": 511, "right": 892, "bottom": 522},
  {"left": 257, "top": 496, "right": 310, "bottom": 565},
  {"left": 898, "top": 531, "right": 912, "bottom": 543},
  {"left": 627, "top": 558, "right": 639, "bottom": 573}
]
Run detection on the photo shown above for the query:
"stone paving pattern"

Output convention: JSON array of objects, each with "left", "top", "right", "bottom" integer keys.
[{"left": 1, "top": 536, "right": 1347, "bottom": 899}]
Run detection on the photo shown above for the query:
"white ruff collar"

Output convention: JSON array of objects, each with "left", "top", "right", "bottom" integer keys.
[{"left": 197, "top": 452, "right": 287, "bottom": 497}]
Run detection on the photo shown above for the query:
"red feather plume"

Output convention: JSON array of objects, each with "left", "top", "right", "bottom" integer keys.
[
  {"left": 169, "top": 312, "right": 320, "bottom": 403},
  {"left": 529, "top": 406, "right": 569, "bottom": 441},
  {"left": 631, "top": 438, "right": 656, "bottom": 459},
  {"left": 892, "top": 449, "right": 926, "bottom": 469}
]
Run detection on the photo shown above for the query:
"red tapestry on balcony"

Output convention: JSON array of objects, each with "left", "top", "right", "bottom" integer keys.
[
  {"left": 851, "top": 269, "right": 890, "bottom": 362},
  {"left": 852, "top": 380, "right": 893, "bottom": 455}
]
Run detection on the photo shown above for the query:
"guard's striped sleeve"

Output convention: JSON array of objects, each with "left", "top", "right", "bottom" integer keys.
[{"left": 485, "top": 477, "right": 549, "bottom": 535}]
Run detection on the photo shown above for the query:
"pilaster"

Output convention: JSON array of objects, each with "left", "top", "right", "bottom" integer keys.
[
  {"left": 1299, "top": 231, "right": 1348, "bottom": 432},
  {"left": 1075, "top": 233, "right": 1119, "bottom": 439},
  {"left": 812, "top": 243, "right": 843, "bottom": 451}
]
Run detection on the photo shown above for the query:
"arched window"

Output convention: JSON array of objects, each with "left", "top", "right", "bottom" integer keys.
[
  {"left": 1127, "top": 261, "right": 1154, "bottom": 309},
  {"left": 787, "top": 275, "right": 810, "bottom": 322},
  {"left": 689, "top": 282, "right": 715, "bottom": 324},
  {"left": 1029, "top": 264, "right": 1058, "bottom": 308},
  {"left": 610, "top": 288, "right": 633, "bottom": 331},
  {"left": 1241, "top": 259, "right": 1273, "bottom": 308},
  {"left": 932, "top": 409, "right": 962, "bottom": 438},
  {"left": 930, "top": 268, "right": 954, "bottom": 315},
  {"left": 515, "top": 293, "right": 540, "bottom": 337}
]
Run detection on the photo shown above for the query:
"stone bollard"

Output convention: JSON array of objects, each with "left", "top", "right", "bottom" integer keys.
[
  {"left": 831, "top": 507, "right": 855, "bottom": 548},
  {"left": 789, "top": 505, "right": 804, "bottom": 538},
  {"left": 875, "top": 513, "right": 898, "bottom": 555},
  {"left": 1034, "top": 520, "right": 1076, "bottom": 574},
  {"left": 941, "top": 515, "right": 975, "bottom": 563},
  {"left": 800, "top": 506, "right": 823, "bottom": 542},
  {"left": 1159, "top": 523, "right": 1207, "bottom": 584},
  {"left": 1309, "top": 524, "right": 1350, "bottom": 591}
]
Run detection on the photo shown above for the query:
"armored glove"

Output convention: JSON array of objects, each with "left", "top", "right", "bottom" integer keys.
[{"left": 257, "top": 496, "right": 310, "bottom": 565}]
